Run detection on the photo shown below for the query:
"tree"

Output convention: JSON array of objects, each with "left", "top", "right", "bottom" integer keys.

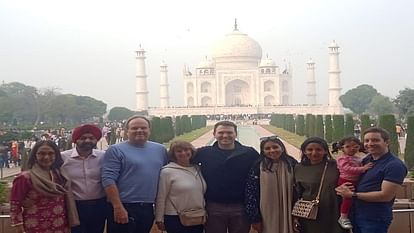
[
  {"left": 149, "top": 117, "right": 161, "bottom": 143},
  {"left": 394, "top": 88, "right": 414, "bottom": 117},
  {"left": 404, "top": 116, "right": 414, "bottom": 170},
  {"left": 175, "top": 116, "right": 182, "bottom": 136},
  {"left": 360, "top": 114, "right": 371, "bottom": 133},
  {"left": 0, "top": 82, "right": 40, "bottom": 124},
  {"left": 325, "top": 115, "right": 333, "bottom": 143},
  {"left": 315, "top": 115, "right": 324, "bottom": 138},
  {"left": 378, "top": 114, "right": 399, "bottom": 155},
  {"left": 46, "top": 94, "right": 106, "bottom": 124},
  {"left": 305, "top": 114, "right": 314, "bottom": 137},
  {"left": 286, "top": 114, "right": 295, "bottom": 133},
  {"left": 0, "top": 96, "right": 14, "bottom": 124},
  {"left": 295, "top": 115, "right": 305, "bottom": 136},
  {"left": 339, "top": 84, "right": 379, "bottom": 114},
  {"left": 344, "top": 114, "right": 354, "bottom": 136},
  {"left": 332, "top": 115, "right": 344, "bottom": 142},
  {"left": 368, "top": 95, "right": 396, "bottom": 116},
  {"left": 108, "top": 107, "right": 135, "bottom": 121}
]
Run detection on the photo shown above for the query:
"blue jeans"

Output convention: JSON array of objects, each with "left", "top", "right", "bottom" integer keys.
[
  {"left": 352, "top": 217, "right": 391, "bottom": 233},
  {"left": 107, "top": 202, "right": 154, "bottom": 233}
]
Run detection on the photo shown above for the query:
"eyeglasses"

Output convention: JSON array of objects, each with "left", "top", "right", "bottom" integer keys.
[{"left": 260, "top": 135, "right": 279, "bottom": 141}]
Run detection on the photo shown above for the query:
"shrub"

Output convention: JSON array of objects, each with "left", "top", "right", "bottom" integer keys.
[
  {"left": 404, "top": 116, "right": 414, "bottom": 170},
  {"left": 378, "top": 114, "right": 399, "bottom": 155},
  {"left": 315, "top": 115, "right": 324, "bottom": 138},
  {"left": 332, "top": 115, "right": 344, "bottom": 142},
  {"left": 295, "top": 115, "right": 305, "bottom": 136},
  {"left": 344, "top": 114, "right": 354, "bottom": 136},
  {"left": 325, "top": 115, "right": 333, "bottom": 143}
]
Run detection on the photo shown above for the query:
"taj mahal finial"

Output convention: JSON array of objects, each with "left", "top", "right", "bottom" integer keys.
[{"left": 234, "top": 18, "right": 238, "bottom": 31}]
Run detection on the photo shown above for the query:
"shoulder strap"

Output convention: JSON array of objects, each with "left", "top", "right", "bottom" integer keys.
[
  {"left": 315, "top": 161, "right": 328, "bottom": 202},
  {"left": 165, "top": 165, "right": 204, "bottom": 213}
]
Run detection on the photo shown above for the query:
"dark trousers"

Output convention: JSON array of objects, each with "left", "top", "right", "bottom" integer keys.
[
  {"left": 71, "top": 197, "right": 108, "bottom": 233},
  {"left": 205, "top": 202, "right": 250, "bottom": 233},
  {"left": 164, "top": 215, "right": 204, "bottom": 233},
  {"left": 107, "top": 203, "right": 154, "bottom": 233}
]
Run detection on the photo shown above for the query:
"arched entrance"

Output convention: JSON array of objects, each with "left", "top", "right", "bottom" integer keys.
[{"left": 225, "top": 79, "right": 249, "bottom": 106}]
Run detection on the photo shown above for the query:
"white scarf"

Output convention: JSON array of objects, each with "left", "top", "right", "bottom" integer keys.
[{"left": 260, "top": 161, "right": 294, "bottom": 233}]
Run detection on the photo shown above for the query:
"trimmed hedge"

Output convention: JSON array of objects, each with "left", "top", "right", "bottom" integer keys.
[
  {"left": 405, "top": 116, "right": 414, "bottom": 170},
  {"left": 325, "top": 115, "right": 333, "bottom": 143},
  {"left": 378, "top": 114, "right": 399, "bottom": 155},
  {"left": 344, "top": 114, "right": 354, "bottom": 136},
  {"left": 315, "top": 115, "right": 324, "bottom": 138},
  {"left": 149, "top": 117, "right": 162, "bottom": 143},
  {"left": 286, "top": 114, "right": 295, "bottom": 133},
  {"left": 332, "top": 115, "right": 344, "bottom": 142},
  {"left": 296, "top": 115, "right": 305, "bottom": 136}
]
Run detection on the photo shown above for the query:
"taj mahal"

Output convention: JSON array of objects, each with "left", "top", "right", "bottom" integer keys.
[{"left": 135, "top": 21, "right": 343, "bottom": 117}]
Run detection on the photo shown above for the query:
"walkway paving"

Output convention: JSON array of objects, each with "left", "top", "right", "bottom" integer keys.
[
  {"left": 253, "top": 125, "right": 301, "bottom": 161},
  {"left": 191, "top": 129, "right": 214, "bottom": 148},
  {"left": 0, "top": 166, "right": 21, "bottom": 179}
]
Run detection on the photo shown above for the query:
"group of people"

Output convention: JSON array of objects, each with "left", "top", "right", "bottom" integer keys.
[{"left": 9, "top": 115, "right": 407, "bottom": 233}]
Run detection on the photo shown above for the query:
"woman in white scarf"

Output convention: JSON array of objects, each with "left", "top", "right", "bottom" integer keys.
[{"left": 245, "top": 136, "right": 298, "bottom": 233}]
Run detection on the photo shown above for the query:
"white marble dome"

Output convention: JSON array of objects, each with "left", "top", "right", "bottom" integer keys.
[{"left": 211, "top": 30, "right": 262, "bottom": 59}]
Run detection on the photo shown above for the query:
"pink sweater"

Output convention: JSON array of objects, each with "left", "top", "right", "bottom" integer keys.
[{"left": 336, "top": 154, "right": 365, "bottom": 181}]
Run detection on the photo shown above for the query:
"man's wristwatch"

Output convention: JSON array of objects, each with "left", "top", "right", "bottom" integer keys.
[{"left": 352, "top": 192, "right": 358, "bottom": 199}]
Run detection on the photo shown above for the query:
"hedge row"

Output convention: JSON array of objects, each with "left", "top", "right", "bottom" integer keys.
[
  {"left": 150, "top": 115, "right": 207, "bottom": 143},
  {"left": 269, "top": 113, "right": 403, "bottom": 156}
]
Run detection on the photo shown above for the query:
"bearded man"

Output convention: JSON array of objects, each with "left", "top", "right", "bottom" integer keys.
[{"left": 62, "top": 124, "right": 107, "bottom": 233}]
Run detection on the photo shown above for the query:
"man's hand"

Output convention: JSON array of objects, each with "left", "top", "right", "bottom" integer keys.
[
  {"left": 252, "top": 222, "right": 263, "bottom": 233},
  {"left": 335, "top": 182, "right": 355, "bottom": 198},
  {"left": 113, "top": 205, "right": 129, "bottom": 224}
]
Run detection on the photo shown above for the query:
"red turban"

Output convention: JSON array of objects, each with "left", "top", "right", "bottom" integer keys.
[{"left": 72, "top": 124, "right": 102, "bottom": 142}]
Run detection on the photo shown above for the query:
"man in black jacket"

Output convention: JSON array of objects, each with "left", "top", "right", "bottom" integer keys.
[{"left": 193, "top": 121, "right": 259, "bottom": 233}]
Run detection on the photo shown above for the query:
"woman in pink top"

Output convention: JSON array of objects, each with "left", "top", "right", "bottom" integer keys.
[{"left": 336, "top": 136, "right": 373, "bottom": 230}]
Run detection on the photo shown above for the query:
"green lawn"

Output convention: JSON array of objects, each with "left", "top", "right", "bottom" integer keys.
[
  {"left": 164, "top": 126, "right": 213, "bottom": 148},
  {"left": 261, "top": 125, "right": 306, "bottom": 149}
]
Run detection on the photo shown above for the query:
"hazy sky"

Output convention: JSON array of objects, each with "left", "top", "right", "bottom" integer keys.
[{"left": 0, "top": 0, "right": 413, "bottom": 111}]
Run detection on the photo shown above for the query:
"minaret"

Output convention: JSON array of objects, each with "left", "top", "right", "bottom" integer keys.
[
  {"left": 160, "top": 61, "right": 170, "bottom": 108},
  {"left": 328, "top": 40, "right": 343, "bottom": 111},
  {"left": 306, "top": 58, "right": 317, "bottom": 105},
  {"left": 135, "top": 45, "right": 149, "bottom": 111}
]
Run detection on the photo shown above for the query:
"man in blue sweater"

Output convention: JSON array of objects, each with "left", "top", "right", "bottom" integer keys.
[
  {"left": 102, "top": 116, "right": 168, "bottom": 233},
  {"left": 193, "top": 121, "right": 259, "bottom": 233}
]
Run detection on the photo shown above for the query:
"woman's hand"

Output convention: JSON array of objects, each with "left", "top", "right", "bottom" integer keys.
[
  {"left": 156, "top": 221, "right": 165, "bottom": 231},
  {"left": 252, "top": 222, "right": 263, "bottom": 233},
  {"left": 293, "top": 217, "right": 301, "bottom": 232}
]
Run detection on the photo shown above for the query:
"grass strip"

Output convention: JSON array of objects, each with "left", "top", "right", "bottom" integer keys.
[{"left": 261, "top": 125, "right": 305, "bottom": 149}]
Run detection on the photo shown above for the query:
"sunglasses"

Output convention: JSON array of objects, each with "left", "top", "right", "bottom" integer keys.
[{"left": 260, "top": 135, "right": 279, "bottom": 141}]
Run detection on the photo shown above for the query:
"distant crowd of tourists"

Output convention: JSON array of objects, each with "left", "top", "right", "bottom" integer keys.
[{"left": 9, "top": 116, "right": 407, "bottom": 233}]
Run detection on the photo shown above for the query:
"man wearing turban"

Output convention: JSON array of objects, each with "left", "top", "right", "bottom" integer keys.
[{"left": 61, "top": 124, "right": 108, "bottom": 233}]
